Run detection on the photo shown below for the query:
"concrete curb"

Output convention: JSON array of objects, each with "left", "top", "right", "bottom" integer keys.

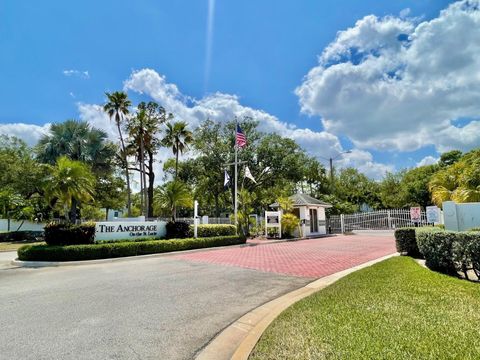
[
  {"left": 195, "top": 252, "right": 399, "bottom": 360},
  {"left": 10, "top": 236, "right": 334, "bottom": 268}
]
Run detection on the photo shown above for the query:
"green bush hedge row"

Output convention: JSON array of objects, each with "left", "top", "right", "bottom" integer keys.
[
  {"left": 188, "top": 224, "right": 236, "bottom": 238},
  {"left": 395, "top": 227, "right": 480, "bottom": 278},
  {"left": 17, "top": 235, "right": 245, "bottom": 262},
  {"left": 394, "top": 227, "right": 443, "bottom": 256}
]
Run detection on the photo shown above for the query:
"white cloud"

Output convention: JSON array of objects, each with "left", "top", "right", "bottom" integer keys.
[
  {"left": 296, "top": 0, "right": 480, "bottom": 153},
  {"left": 416, "top": 155, "right": 438, "bottom": 167},
  {"left": 123, "top": 68, "right": 391, "bottom": 175},
  {"left": 0, "top": 123, "right": 50, "bottom": 146},
  {"left": 63, "top": 69, "right": 90, "bottom": 79},
  {"left": 399, "top": 8, "right": 411, "bottom": 19},
  {"left": 336, "top": 149, "right": 394, "bottom": 179}
]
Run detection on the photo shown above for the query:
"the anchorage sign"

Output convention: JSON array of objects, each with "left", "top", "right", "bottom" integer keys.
[{"left": 95, "top": 221, "right": 167, "bottom": 241}]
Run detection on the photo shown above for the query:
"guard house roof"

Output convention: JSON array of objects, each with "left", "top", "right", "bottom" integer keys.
[{"left": 270, "top": 193, "right": 332, "bottom": 208}]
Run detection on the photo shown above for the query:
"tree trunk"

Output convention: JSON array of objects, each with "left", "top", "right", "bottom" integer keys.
[
  {"left": 147, "top": 151, "right": 155, "bottom": 218},
  {"left": 175, "top": 149, "right": 179, "bottom": 181},
  {"left": 69, "top": 198, "right": 78, "bottom": 224},
  {"left": 214, "top": 194, "right": 220, "bottom": 217},
  {"left": 117, "top": 122, "right": 132, "bottom": 217},
  {"left": 105, "top": 208, "right": 109, "bottom": 221}
]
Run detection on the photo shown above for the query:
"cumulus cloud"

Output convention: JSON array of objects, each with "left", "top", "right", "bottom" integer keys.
[
  {"left": 0, "top": 123, "right": 50, "bottom": 146},
  {"left": 296, "top": 0, "right": 480, "bottom": 153},
  {"left": 336, "top": 149, "right": 394, "bottom": 179},
  {"left": 63, "top": 69, "right": 90, "bottom": 79},
  {"left": 416, "top": 155, "right": 438, "bottom": 167}
]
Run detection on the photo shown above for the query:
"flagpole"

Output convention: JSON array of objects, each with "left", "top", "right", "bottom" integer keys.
[{"left": 234, "top": 119, "right": 238, "bottom": 233}]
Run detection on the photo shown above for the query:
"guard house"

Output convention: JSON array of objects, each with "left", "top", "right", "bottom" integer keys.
[{"left": 270, "top": 193, "right": 332, "bottom": 236}]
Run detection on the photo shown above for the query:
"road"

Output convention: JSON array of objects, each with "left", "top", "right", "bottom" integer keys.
[{"left": 0, "top": 235, "right": 395, "bottom": 359}]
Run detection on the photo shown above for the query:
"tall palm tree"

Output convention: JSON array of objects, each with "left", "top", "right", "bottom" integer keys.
[
  {"left": 44, "top": 157, "right": 96, "bottom": 223},
  {"left": 104, "top": 91, "right": 132, "bottom": 216},
  {"left": 154, "top": 181, "right": 192, "bottom": 221},
  {"left": 162, "top": 121, "right": 193, "bottom": 180}
]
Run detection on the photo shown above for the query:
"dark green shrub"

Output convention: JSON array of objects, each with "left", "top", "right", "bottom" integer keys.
[
  {"left": 188, "top": 224, "right": 236, "bottom": 238},
  {"left": 469, "top": 235, "right": 480, "bottom": 279},
  {"left": 166, "top": 221, "right": 190, "bottom": 239},
  {"left": 451, "top": 232, "right": 474, "bottom": 279},
  {"left": 0, "top": 231, "right": 43, "bottom": 242},
  {"left": 17, "top": 235, "right": 245, "bottom": 262},
  {"left": 417, "top": 231, "right": 456, "bottom": 273},
  {"left": 44, "top": 222, "right": 96, "bottom": 246},
  {"left": 394, "top": 228, "right": 417, "bottom": 255}
]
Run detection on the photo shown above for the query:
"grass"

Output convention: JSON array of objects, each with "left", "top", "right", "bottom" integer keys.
[
  {"left": 250, "top": 257, "right": 480, "bottom": 360},
  {"left": 0, "top": 240, "right": 43, "bottom": 252}
]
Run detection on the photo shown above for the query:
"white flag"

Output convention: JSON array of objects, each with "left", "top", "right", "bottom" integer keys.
[
  {"left": 244, "top": 166, "right": 257, "bottom": 183},
  {"left": 224, "top": 170, "right": 230, "bottom": 188}
]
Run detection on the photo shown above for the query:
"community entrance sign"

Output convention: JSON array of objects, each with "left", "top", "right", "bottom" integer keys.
[
  {"left": 95, "top": 221, "right": 167, "bottom": 241},
  {"left": 265, "top": 211, "right": 281, "bottom": 237},
  {"left": 426, "top": 206, "right": 441, "bottom": 224}
]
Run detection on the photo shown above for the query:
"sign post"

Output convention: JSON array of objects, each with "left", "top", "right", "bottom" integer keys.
[
  {"left": 410, "top": 207, "right": 421, "bottom": 224},
  {"left": 426, "top": 206, "right": 441, "bottom": 224},
  {"left": 194, "top": 200, "right": 199, "bottom": 238},
  {"left": 265, "top": 211, "right": 281, "bottom": 238}
]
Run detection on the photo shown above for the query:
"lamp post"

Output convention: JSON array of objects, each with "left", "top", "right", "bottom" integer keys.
[{"left": 320, "top": 150, "right": 352, "bottom": 187}]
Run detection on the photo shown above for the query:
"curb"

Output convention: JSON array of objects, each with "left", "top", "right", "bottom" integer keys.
[
  {"left": 195, "top": 252, "right": 399, "bottom": 360},
  {"left": 10, "top": 236, "right": 333, "bottom": 268}
]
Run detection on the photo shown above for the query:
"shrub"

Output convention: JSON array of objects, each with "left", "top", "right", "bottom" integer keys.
[
  {"left": 394, "top": 228, "right": 417, "bottom": 255},
  {"left": 187, "top": 224, "right": 236, "bottom": 238},
  {"left": 44, "top": 222, "right": 96, "bottom": 246},
  {"left": 0, "top": 230, "right": 43, "bottom": 242},
  {"left": 165, "top": 221, "right": 190, "bottom": 239},
  {"left": 17, "top": 235, "right": 245, "bottom": 262},
  {"left": 417, "top": 231, "right": 456, "bottom": 273},
  {"left": 452, "top": 232, "right": 474, "bottom": 279},
  {"left": 282, "top": 213, "right": 300, "bottom": 238},
  {"left": 468, "top": 235, "right": 480, "bottom": 279}
]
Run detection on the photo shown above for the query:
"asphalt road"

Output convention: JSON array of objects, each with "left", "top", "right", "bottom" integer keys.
[{"left": 0, "top": 253, "right": 309, "bottom": 360}]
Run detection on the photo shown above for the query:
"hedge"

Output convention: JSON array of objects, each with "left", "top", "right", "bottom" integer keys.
[
  {"left": 0, "top": 230, "right": 43, "bottom": 242},
  {"left": 17, "top": 235, "right": 245, "bottom": 262},
  {"left": 188, "top": 224, "right": 236, "bottom": 238},
  {"left": 417, "top": 230, "right": 456, "bottom": 274},
  {"left": 44, "top": 222, "right": 96, "bottom": 245},
  {"left": 165, "top": 221, "right": 190, "bottom": 239},
  {"left": 394, "top": 227, "right": 442, "bottom": 256}
]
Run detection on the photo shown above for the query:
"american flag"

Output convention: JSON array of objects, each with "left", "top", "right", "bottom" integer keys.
[{"left": 236, "top": 124, "right": 247, "bottom": 148}]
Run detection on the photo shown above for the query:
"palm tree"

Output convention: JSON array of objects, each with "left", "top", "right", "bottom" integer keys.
[
  {"left": 44, "top": 157, "right": 96, "bottom": 223},
  {"left": 162, "top": 121, "right": 193, "bottom": 180},
  {"left": 104, "top": 91, "right": 132, "bottom": 216},
  {"left": 36, "top": 120, "right": 116, "bottom": 174},
  {"left": 154, "top": 181, "right": 192, "bottom": 221}
]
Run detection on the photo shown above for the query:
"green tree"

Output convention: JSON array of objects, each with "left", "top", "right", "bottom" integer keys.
[
  {"left": 43, "top": 156, "right": 96, "bottom": 223},
  {"left": 162, "top": 121, "right": 194, "bottom": 180},
  {"left": 153, "top": 181, "right": 193, "bottom": 221},
  {"left": 104, "top": 91, "right": 133, "bottom": 216},
  {"left": 334, "top": 168, "right": 381, "bottom": 211},
  {"left": 439, "top": 150, "right": 462, "bottom": 167},
  {"left": 94, "top": 174, "right": 127, "bottom": 220},
  {"left": 127, "top": 101, "right": 172, "bottom": 217}
]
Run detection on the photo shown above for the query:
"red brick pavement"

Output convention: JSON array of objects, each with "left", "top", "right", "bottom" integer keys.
[{"left": 173, "top": 235, "right": 396, "bottom": 278}]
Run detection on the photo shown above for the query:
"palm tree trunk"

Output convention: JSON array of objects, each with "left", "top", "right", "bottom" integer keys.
[
  {"left": 117, "top": 122, "right": 132, "bottom": 217},
  {"left": 175, "top": 149, "right": 179, "bottom": 181}
]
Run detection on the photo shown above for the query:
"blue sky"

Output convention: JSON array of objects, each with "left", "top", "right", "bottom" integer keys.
[{"left": 1, "top": 0, "right": 478, "bottom": 178}]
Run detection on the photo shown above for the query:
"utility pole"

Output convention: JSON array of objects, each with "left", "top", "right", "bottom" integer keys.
[{"left": 329, "top": 157, "right": 334, "bottom": 186}]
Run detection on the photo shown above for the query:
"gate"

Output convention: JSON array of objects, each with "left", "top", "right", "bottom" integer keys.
[{"left": 328, "top": 209, "right": 432, "bottom": 233}]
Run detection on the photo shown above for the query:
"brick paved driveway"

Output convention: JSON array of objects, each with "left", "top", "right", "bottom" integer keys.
[{"left": 174, "top": 234, "right": 396, "bottom": 278}]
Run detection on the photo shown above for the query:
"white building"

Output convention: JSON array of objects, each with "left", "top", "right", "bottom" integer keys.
[{"left": 270, "top": 193, "right": 332, "bottom": 236}]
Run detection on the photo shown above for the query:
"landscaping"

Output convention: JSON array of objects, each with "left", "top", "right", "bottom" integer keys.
[
  {"left": 250, "top": 256, "right": 480, "bottom": 360},
  {"left": 17, "top": 235, "right": 244, "bottom": 261}
]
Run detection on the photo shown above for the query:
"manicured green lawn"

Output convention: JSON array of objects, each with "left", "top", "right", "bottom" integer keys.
[{"left": 250, "top": 257, "right": 480, "bottom": 360}]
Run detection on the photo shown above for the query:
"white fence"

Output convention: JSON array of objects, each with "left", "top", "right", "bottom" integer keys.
[
  {"left": 156, "top": 217, "right": 232, "bottom": 225},
  {"left": 328, "top": 209, "right": 434, "bottom": 233}
]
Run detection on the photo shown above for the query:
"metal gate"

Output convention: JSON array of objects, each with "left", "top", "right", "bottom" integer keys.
[{"left": 328, "top": 209, "right": 432, "bottom": 233}]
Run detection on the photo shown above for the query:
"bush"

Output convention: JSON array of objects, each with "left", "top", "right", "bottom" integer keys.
[
  {"left": 282, "top": 213, "right": 300, "bottom": 238},
  {"left": 44, "top": 222, "right": 96, "bottom": 246},
  {"left": 188, "top": 224, "right": 236, "bottom": 238},
  {"left": 165, "top": 221, "right": 190, "bottom": 239},
  {"left": 0, "top": 230, "right": 43, "bottom": 242},
  {"left": 468, "top": 235, "right": 480, "bottom": 279},
  {"left": 17, "top": 235, "right": 245, "bottom": 262},
  {"left": 417, "top": 231, "right": 456, "bottom": 273},
  {"left": 394, "top": 228, "right": 417, "bottom": 255}
]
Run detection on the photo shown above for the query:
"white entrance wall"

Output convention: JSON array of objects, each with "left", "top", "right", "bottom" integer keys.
[{"left": 443, "top": 201, "right": 480, "bottom": 231}]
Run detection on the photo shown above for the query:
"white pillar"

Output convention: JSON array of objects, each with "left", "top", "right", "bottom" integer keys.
[
  {"left": 194, "top": 200, "right": 199, "bottom": 238},
  {"left": 340, "top": 214, "right": 345, "bottom": 233}
]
